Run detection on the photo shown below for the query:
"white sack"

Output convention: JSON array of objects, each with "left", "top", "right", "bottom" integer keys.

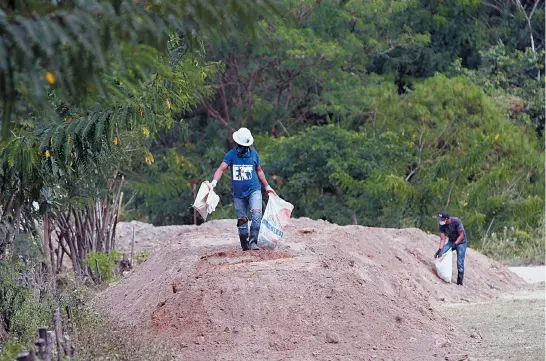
[
  {"left": 257, "top": 194, "right": 294, "bottom": 250},
  {"left": 192, "top": 181, "right": 220, "bottom": 221},
  {"left": 435, "top": 249, "right": 453, "bottom": 283}
]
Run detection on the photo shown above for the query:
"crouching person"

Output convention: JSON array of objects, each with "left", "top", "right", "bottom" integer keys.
[
  {"left": 210, "top": 128, "right": 276, "bottom": 251},
  {"left": 434, "top": 210, "right": 467, "bottom": 285}
]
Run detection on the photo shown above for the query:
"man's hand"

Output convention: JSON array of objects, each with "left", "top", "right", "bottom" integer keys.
[
  {"left": 434, "top": 249, "right": 441, "bottom": 258},
  {"left": 264, "top": 185, "right": 277, "bottom": 196}
]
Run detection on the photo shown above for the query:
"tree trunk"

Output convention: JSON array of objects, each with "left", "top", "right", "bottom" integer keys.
[
  {"left": 42, "top": 213, "right": 53, "bottom": 281},
  {"left": 49, "top": 174, "right": 124, "bottom": 283},
  {"left": 53, "top": 307, "right": 63, "bottom": 361}
]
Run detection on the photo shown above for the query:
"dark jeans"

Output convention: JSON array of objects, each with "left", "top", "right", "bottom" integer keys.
[{"left": 440, "top": 241, "right": 467, "bottom": 273}]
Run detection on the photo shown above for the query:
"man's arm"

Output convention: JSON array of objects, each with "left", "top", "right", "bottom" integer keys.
[
  {"left": 454, "top": 231, "right": 464, "bottom": 245},
  {"left": 435, "top": 232, "right": 447, "bottom": 258},
  {"left": 211, "top": 162, "right": 229, "bottom": 187},
  {"left": 439, "top": 232, "right": 447, "bottom": 249},
  {"left": 256, "top": 165, "right": 276, "bottom": 195},
  {"left": 454, "top": 219, "right": 465, "bottom": 244},
  {"left": 256, "top": 165, "right": 269, "bottom": 187}
]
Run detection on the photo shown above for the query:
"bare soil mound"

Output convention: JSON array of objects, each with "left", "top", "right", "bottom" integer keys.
[{"left": 97, "top": 218, "right": 525, "bottom": 360}]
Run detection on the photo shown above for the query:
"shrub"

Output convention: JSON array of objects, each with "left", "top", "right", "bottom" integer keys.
[
  {"left": 135, "top": 249, "right": 151, "bottom": 265},
  {"left": 481, "top": 225, "right": 545, "bottom": 266},
  {"left": 84, "top": 251, "right": 122, "bottom": 284},
  {"left": 0, "top": 262, "right": 52, "bottom": 344}
]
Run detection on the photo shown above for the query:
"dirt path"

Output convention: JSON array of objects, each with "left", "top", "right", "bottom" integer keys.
[
  {"left": 438, "top": 286, "right": 545, "bottom": 361},
  {"left": 508, "top": 266, "right": 545, "bottom": 284}
]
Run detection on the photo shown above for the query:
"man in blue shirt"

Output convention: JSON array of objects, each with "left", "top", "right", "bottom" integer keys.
[
  {"left": 210, "top": 128, "right": 276, "bottom": 251},
  {"left": 434, "top": 210, "right": 467, "bottom": 285}
]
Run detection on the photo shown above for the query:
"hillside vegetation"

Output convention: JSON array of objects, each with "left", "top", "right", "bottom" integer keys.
[{"left": 123, "top": 0, "right": 545, "bottom": 264}]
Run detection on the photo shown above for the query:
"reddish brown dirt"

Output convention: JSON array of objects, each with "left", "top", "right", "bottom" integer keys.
[{"left": 96, "top": 218, "right": 526, "bottom": 361}]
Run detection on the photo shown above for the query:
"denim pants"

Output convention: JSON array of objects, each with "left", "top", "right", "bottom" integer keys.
[
  {"left": 233, "top": 190, "right": 262, "bottom": 240},
  {"left": 440, "top": 241, "right": 467, "bottom": 273}
]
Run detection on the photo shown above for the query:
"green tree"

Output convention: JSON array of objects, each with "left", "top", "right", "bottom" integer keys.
[
  {"left": 262, "top": 74, "right": 544, "bottom": 246},
  {"left": 452, "top": 44, "right": 545, "bottom": 138},
  {"left": 200, "top": 0, "right": 429, "bottom": 138},
  {"left": 262, "top": 125, "right": 414, "bottom": 226},
  {"left": 0, "top": 0, "right": 278, "bottom": 258},
  {"left": 371, "top": 0, "right": 544, "bottom": 89}
]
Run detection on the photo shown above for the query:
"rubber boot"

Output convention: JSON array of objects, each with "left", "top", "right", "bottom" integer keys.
[
  {"left": 239, "top": 234, "right": 250, "bottom": 251},
  {"left": 457, "top": 271, "right": 464, "bottom": 286},
  {"left": 248, "top": 228, "right": 260, "bottom": 250}
]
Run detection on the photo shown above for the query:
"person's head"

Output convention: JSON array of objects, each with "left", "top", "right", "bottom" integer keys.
[
  {"left": 437, "top": 210, "right": 450, "bottom": 226},
  {"left": 233, "top": 127, "right": 254, "bottom": 156}
]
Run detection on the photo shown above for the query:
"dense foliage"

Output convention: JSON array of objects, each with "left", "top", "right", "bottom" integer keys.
[{"left": 125, "top": 0, "right": 544, "bottom": 265}]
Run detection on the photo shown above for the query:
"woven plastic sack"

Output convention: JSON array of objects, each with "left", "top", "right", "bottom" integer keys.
[
  {"left": 257, "top": 194, "right": 294, "bottom": 250},
  {"left": 192, "top": 181, "right": 220, "bottom": 221},
  {"left": 435, "top": 249, "right": 452, "bottom": 283}
]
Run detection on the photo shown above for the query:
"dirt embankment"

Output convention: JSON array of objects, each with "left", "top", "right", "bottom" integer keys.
[{"left": 96, "top": 218, "right": 528, "bottom": 361}]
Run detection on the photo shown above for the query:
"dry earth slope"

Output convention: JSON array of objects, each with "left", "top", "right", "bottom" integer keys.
[{"left": 96, "top": 218, "right": 526, "bottom": 361}]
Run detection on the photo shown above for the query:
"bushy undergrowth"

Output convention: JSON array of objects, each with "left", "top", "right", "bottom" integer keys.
[
  {"left": 481, "top": 225, "right": 545, "bottom": 266},
  {"left": 84, "top": 251, "right": 122, "bottom": 284},
  {"left": 1, "top": 265, "right": 172, "bottom": 361}
]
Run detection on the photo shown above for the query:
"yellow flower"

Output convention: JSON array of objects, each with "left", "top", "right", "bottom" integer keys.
[
  {"left": 45, "top": 72, "right": 56, "bottom": 85},
  {"left": 142, "top": 127, "right": 150, "bottom": 138},
  {"left": 463, "top": 202, "right": 468, "bottom": 207},
  {"left": 165, "top": 99, "right": 172, "bottom": 110},
  {"left": 144, "top": 151, "right": 154, "bottom": 165},
  {"left": 113, "top": 137, "right": 119, "bottom": 145},
  {"left": 67, "top": 135, "right": 71, "bottom": 145},
  {"left": 494, "top": 134, "right": 500, "bottom": 140},
  {"left": 45, "top": 150, "right": 51, "bottom": 158}
]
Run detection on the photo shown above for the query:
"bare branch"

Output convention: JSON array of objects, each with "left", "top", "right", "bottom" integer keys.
[
  {"left": 515, "top": 0, "right": 540, "bottom": 51},
  {"left": 202, "top": 100, "right": 234, "bottom": 131},
  {"left": 218, "top": 74, "right": 231, "bottom": 125}
]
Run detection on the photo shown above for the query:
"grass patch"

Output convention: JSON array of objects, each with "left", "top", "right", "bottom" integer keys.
[
  {"left": 135, "top": 249, "right": 151, "bottom": 265},
  {"left": 69, "top": 309, "right": 173, "bottom": 361}
]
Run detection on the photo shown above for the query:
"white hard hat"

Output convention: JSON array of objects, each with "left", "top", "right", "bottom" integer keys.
[{"left": 232, "top": 127, "right": 254, "bottom": 146}]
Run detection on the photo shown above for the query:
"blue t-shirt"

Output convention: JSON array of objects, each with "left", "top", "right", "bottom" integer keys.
[
  {"left": 438, "top": 217, "right": 467, "bottom": 244},
  {"left": 223, "top": 148, "right": 261, "bottom": 198}
]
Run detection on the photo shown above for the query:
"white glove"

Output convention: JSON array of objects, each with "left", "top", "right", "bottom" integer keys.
[
  {"left": 264, "top": 184, "right": 277, "bottom": 196},
  {"left": 210, "top": 180, "right": 218, "bottom": 188}
]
